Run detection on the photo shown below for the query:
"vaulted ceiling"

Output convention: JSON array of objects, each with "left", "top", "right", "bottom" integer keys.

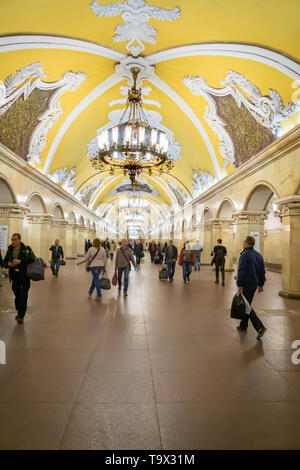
[{"left": 0, "top": 0, "right": 300, "bottom": 234}]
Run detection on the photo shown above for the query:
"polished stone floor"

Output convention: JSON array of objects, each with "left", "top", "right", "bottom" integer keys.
[{"left": 0, "top": 256, "right": 300, "bottom": 450}]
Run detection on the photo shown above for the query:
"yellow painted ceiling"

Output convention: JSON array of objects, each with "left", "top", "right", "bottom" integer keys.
[{"left": 0, "top": 0, "right": 300, "bottom": 233}]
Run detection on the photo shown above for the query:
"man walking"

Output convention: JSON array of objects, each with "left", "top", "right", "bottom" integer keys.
[
  {"left": 236, "top": 235, "right": 267, "bottom": 339},
  {"left": 164, "top": 240, "right": 178, "bottom": 283},
  {"left": 3, "top": 233, "right": 35, "bottom": 324},
  {"left": 192, "top": 240, "right": 202, "bottom": 271},
  {"left": 49, "top": 239, "right": 64, "bottom": 278},
  {"left": 115, "top": 239, "right": 136, "bottom": 296},
  {"left": 134, "top": 239, "right": 144, "bottom": 268},
  {"left": 211, "top": 239, "right": 227, "bottom": 285}
]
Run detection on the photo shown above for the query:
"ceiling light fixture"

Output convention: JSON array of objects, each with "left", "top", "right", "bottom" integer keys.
[{"left": 91, "top": 67, "right": 174, "bottom": 185}]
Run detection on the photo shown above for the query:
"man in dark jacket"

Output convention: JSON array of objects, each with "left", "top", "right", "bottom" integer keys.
[
  {"left": 49, "top": 239, "right": 64, "bottom": 277},
  {"left": 164, "top": 240, "right": 178, "bottom": 283},
  {"left": 134, "top": 240, "right": 144, "bottom": 267},
  {"left": 3, "top": 233, "right": 35, "bottom": 324},
  {"left": 211, "top": 239, "right": 227, "bottom": 285},
  {"left": 236, "top": 235, "right": 267, "bottom": 339}
]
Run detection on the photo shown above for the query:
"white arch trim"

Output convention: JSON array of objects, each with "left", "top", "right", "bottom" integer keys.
[
  {"left": 148, "top": 75, "right": 221, "bottom": 179},
  {"left": 0, "top": 35, "right": 125, "bottom": 61},
  {"left": 148, "top": 43, "right": 300, "bottom": 81},
  {"left": 43, "top": 73, "right": 123, "bottom": 173}
]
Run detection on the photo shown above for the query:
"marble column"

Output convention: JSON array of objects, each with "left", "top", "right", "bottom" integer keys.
[
  {"left": 211, "top": 218, "right": 234, "bottom": 271},
  {"left": 0, "top": 205, "right": 28, "bottom": 247},
  {"left": 202, "top": 221, "right": 212, "bottom": 265},
  {"left": 27, "top": 213, "right": 53, "bottom": 263},
  {"left": 232, "top": 211, "right": 268, "bottom": 261},
  {"left": 65, "top": 223, "right": 78, "bottom": 259},
  {"left": 276, "top": 196, "right": 300, "bottom": 299},
  {"left": 77, "top": 227, "right": 86, "bottom": 256}
]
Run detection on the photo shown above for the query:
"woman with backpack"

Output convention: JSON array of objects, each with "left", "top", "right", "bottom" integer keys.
[
  {"left": 77, "top": 238, "right": 107, "bottom": 301},
  {"left": 178, "top": 242, "right": 194, "bottom": 283}
]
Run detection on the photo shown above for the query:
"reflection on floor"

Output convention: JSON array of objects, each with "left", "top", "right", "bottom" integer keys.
[{"left": 0, "top": 257, "right": 300, "bottom": 450}]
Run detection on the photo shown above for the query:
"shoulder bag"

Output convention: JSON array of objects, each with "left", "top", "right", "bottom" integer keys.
[
  {"left": 120, "top": 248, "right": 132, "bottom": 271},
  {"left": 86, "top": 249, "right": 99, "bottom": 272}
]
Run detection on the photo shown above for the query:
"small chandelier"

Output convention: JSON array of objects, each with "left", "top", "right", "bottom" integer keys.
[{"left": 91, "top": 67, "right": 174, "bottom": 185}]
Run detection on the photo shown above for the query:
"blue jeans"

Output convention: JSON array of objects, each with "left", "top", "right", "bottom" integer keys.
[
  {"left": 167, "top": 262, "right": 175, "bottom": 281},
  {"left": 51, "top": 258, "right": 61, "bottom": 276},
  {"left": 182, "top": 262, "right": 192, "bottom": 280},
  {"left": 118, "top": 267, "right": 129, "bottom": 293},
  {"left": 89, "top": 267, "right": 104, "bottom": 297},
  {"left": 194, "top": 253, "right": 201, "bottom": 269}
]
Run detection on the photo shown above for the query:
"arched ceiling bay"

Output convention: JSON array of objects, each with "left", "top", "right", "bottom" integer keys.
[{"left": 1, "top": 0, "right": 300, "bottom": 235}]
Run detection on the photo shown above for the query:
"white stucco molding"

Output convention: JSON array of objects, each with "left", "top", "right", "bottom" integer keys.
[
  {"left": 147, "top": 43, "right": 300, "bottom": 81},
  {"left": 43, "top": 73, "right": 123, "bottom": 173},
  {"left": 148, "top": 74, "right": 222, "bottom": 179},
  {"left": 0, "top": 35, "right": 125, "bottom": 61}
]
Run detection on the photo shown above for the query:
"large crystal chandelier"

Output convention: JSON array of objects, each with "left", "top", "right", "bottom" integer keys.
[{"left": 91, "top": 67, "right": 174, "bottom": 185}]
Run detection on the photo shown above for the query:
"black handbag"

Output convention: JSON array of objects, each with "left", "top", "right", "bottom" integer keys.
[
  {"left": 230, "top": 292, "right": 247, "bottom": 320},
  {"left": 60, "top": 260, "right": 66, "bottom": 266},
  {"left": 100, "top": 273, "right": 111, "bottom": 290}
]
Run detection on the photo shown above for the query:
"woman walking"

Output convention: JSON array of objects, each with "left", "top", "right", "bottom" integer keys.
[
  {"left": 77, "top": 238, "right": 107, "bottom": 301},
  {"left": 178, "top": 242, "right": 194, "bottom": 283}
]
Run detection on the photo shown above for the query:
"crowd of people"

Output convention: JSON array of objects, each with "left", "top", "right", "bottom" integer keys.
[{"left": 0, "top": 233, "right": 267, "bottom": 339}]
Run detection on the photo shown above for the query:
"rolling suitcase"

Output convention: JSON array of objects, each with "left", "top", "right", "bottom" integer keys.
[{"left": 159, "top": 264, "right": 168, "bottom": 280}]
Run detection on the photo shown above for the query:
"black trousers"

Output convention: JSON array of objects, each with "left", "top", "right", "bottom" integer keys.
[
  {"left": 11, "top": 274, "right": 30, "bottom": 318},
  {"left": 239, "top": 285, "right": 264, "bottom": 332},
  {"left": 215, "top": 261, "right": 225, "bottom": 281}
]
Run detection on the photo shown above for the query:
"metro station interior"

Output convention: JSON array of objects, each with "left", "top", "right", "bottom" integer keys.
[{"left": 0, "top": 0, "right": 300, "bottom": 450}]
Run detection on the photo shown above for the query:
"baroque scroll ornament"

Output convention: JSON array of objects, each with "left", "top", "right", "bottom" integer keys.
[
  {"left": 0, "top": 62, "right": 86, "bottom": 164},
  {"left": 183, "top": 71, "right": 298, "bottom": 168},
  {"left": 90, "top": 0, "right": 180, "bottom": 56}
]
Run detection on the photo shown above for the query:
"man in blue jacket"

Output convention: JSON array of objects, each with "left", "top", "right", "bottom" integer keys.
[{"left": 236, "top": 235, "right": 267, "bottom": 339}]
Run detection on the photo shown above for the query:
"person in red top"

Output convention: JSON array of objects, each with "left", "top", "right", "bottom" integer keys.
[{"left": 178, "top": 241, "right": 194, "bottom": 283}]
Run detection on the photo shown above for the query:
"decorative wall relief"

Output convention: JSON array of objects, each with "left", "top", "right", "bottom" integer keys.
[
  {"left": 167, "top": 180, "right": 189, "bottom": 207},
  {"left": 183, "top": 71, "right": 297, "bottom": 168},
  {"left": 77, "top": 179, "right": 103, "bottom": 207},
  {"left": 91, "top": 0, "right": 180, "bottom": 56},
  {"left": 192, "top": 170, "right": 215, "bottom": 197},
  {"left": 0, "top": 62, "right": 86, "bottom": 163},
  {"left": 48, "top": 166, "right": 77, "bottom": 194}
]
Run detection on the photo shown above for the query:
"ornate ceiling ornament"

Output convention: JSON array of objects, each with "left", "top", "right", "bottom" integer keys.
[
  {"left": 167, "top": 180, "right": 189, "bottom": 208},
  {"left": 0, "top": 62, "right": 86, "bottom": 164},
  {"left": 110, "top": 178, "right": 159, "bottom": 196},
  {"left": 91, "top": 0, "right": 180, "bottom": 56},
  {"left": 76, "top": 178, "right": 103, "bottom": 207},
  {"left": 183, "top": 71, "right": 298, "bottom": 168},
  {"left": 48, "top": 166, "right": 77, "bottom": 194},
  {"left": 192, "top": 170, "right": 216, "bottom": 197}
]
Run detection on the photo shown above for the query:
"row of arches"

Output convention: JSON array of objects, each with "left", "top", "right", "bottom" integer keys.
[{"left": 0, "top": 177, "right": 97, "bottom": 230}]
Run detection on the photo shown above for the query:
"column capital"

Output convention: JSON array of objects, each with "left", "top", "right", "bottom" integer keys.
[
  {"left": 211, "top": 217, "right": 233, "bottom": 227},
  {"left": 51, "top": 219, "right": 69, "bottom": 227},
  {"left": 274, "top": 195, "right": 300, "bottom": 217},
  {"left": 27, "top": 213, "right": 53, "bottom": 224},
  {"left": 0, "top": 204, "right": 29, "bottom": 218},
  {"left": 232, "top": 210, "right": 269, "bottom": 224}
]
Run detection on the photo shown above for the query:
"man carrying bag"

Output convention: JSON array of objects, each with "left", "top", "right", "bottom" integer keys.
[
  {"left": 164, "top": 240, "right": 178, "bottom": 283},
  {"left": 114, "top": 239, "right": 136, "bottom": 296},
  {"left": 3, "top": 233, "right": 36, "bottom": 324},
  {"left": 235, "top": 235, "right": 267, "bottom": 340}
]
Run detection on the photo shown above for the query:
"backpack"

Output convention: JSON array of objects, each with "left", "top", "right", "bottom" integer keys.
[
  {"left": 215, "top": 247, "right": 225, "bottom": 263},
  {"left": 26, "top": 257, "right": 46, "bottom": 281},
  {"left": 182, "top": 250, "right": 192, "bottom": 262}
]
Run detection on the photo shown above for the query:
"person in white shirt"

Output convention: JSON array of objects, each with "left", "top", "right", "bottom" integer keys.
[
  {"left": 77, "top": 238, "right": 107, "bottom": 301},
  {"left": 192, "top": 240, "right": 203, "bottom": 271}
]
